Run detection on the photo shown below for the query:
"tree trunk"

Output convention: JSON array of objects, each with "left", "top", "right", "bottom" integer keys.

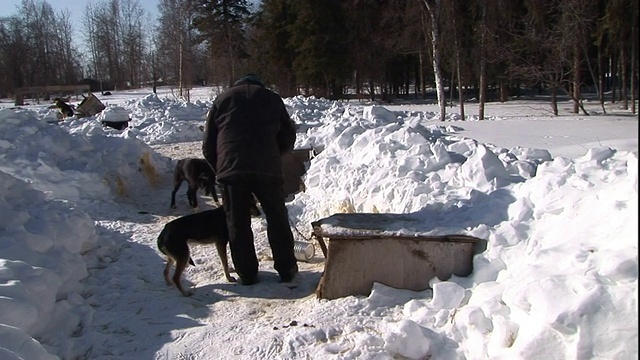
[
  {"left": 573, "top": 42, "right": 581, "bottom": 114},
  {"left": 599, "top": 48, "right": 606, "bottom": 110},
  {"left": 419, "top": 51, "right": 425, "bottom": 99},
  {"left": 478, "top": 0, "right": 487, "bottom": 120},
  {"left": 620, "top": 46, "right": 628, "bottom": 110},
  {"left": 499, "top": 79, "right": 508, "bottom": 103},
  {"left": 450, "top": 0, "right": 464, "bottom": 117},
  {"left": 595, "top": 42, "right": 607, "bottom": 113},
  {"left": 550, "top": 86, "right": 558, "bottom": 115},
  {"left": 152, "top": 51, "right": 157, "bottom": 94},
  {"left": 225, "top": 23, "right": 236, "bottom": 86},
  {"left": 449, "top": 71, "right": 455, "bottom": 106},
  {"left": 611, "top": 52, "right": 617, "bottom": 103},
  {"left": 368, "top": 80, "right": 375, "bottom": 101},
  {"left": 423, "top": 0, "right": 446, "bottom": 121},
  {"left": 457, "top": 70, "right": 465, "bottom": 119},
  {"left": 179, "top": 31, "right": 184, "bottom": 97},
  {"left": 631, "top": 10, "right": 637, "bottom": 115}
]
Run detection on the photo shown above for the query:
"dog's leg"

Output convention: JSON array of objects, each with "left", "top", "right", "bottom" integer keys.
[
  {"left": 170, "top": 186, "right": 180, "bottom": 209},
  {"left": 172, "top": 257, "right": 194, "bottom": 297},
  {"left": 171, "top": 161, "right": 186, "bottom": 209},
  {"left": 187, "top": 186, "right": 198, "bottom": 209},
  {"left": 204, "top": 183, "right": 220, "bottom": 204},
  {"left": 211, "top": 183, "right": 220, "bottom": 204},
  {"left": 170, "top": 180, "right": 182, "bottom": 209},
  {"left": 215, "top": 241, "right": 236, "bottom": 282},
  {"left": 163, "top": 257, "right": 174, "bottom": 285}
]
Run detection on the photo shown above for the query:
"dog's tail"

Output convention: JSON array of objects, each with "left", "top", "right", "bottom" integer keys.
[
  {"left": 157, "top": 226, "right": 195, "bottom": 266},
  {"left": 157, "top": 229, "right": 168, "bottom": 256},
  {"left": 158, "top": 244, "right": 168, "bottom": 257}
]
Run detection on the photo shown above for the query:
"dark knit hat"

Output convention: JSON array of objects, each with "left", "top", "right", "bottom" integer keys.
[{"left": 234, "top": 73, "right": 264, "bottom": 86}]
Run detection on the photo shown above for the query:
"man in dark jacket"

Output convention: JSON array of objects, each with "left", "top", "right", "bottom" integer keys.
[{"left": 202, "top": 74, "right": 298, "bottom": 285}]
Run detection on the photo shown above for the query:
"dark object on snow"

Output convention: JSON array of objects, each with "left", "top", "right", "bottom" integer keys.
[
  {"left": 103, "top": 91, "right": 112, "bottom": 96},
  {"left": 203, "top": 73, "right": 300, "bottom": 286},
  {"left": 157, "top": 203, "right": 261, "bottom": 297},
  {"left": 54, "top": 97, "right": 74, "bottom": 118},
  {"left": 170, "top": 158, "right": 219, "bottom": 209},
  {"left": 101, "top": 121, "right": 128, "bottom": 130}
]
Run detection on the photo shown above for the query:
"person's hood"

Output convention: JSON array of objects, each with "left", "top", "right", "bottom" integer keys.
[{"left": 234, "top": 74, "right": 264, "bottom": 87}]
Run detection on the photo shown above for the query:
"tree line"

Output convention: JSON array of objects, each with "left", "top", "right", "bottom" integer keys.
[{"left": 0, "top": 0, "right": 637, "bottom": 117}]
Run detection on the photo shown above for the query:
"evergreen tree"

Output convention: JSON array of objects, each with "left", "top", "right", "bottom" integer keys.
[
  {"left": 248, "top": 0, "right": 297, "bottom": 96},
  {"left": 288, "top": 0, "right": 350, "bottom": 98},
  {"left": 192, "top": 0, "right": 251, "bottom": 86}
]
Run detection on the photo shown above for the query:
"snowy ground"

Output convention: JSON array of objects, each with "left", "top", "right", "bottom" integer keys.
[{"left": 0, "top": 87, "right": 637, "bottom": 360}]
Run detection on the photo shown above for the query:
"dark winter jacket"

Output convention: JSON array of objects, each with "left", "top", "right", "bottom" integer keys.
[{"left": 202, "top": 77, "right": 296, "bottom": 184}]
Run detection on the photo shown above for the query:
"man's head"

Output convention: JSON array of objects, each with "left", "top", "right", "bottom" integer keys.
[{"left": 234, "top": 73, "right": 264, "bottom": 87}]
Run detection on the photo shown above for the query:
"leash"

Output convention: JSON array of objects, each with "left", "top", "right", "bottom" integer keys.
[
  {"left": 287, "top": 211, "right": 328, "bottom": 258},
  {"left": 289, "top": 213, "right": 313, "bottom": 242}
]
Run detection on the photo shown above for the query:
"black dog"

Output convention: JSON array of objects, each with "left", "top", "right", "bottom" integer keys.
[
  {"left": 157, "top": 203, "right": 261, "bottom": 296},
  {"left": 54, "top": 98, "right": 74, "bottom": 118},
  {"left": 101, "top": 120, "right": 129, "bottom": 130},
  {"left": 170, "top": 158, "right": 219, "bottom": 209}
]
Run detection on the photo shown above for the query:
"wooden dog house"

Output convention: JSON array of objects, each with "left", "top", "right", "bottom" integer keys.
[
  {"left": 311, "top": 213, "right": 487, "bottom": 300},
  {"left": 75, "top": 93, "right": 106, "bottom": 118}
]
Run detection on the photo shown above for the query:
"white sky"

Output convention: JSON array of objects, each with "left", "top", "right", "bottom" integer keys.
[{"left": 0, "top": 88, "right": 637, "bottom": 359}]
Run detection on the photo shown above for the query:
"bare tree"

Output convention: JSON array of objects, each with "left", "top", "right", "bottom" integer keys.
[
  {"left": 119, "top": 0, "right": 147, "bottom": 88},
  {"left": 0, "top": 16, "right": 28, "bottom": 94},
  {"left": 20, "top": 0, "right": 57, "bottom": 86},
  {"left": 51, "top": 10, "right": 81, "bottom": 84},
  {"left": 84, "top": 2, "right": 105, "bottom": 90},
  {"left": 501, "top": 0, "right": 571, "bottom": 115},
  {"left": 442, "top": 0, "right": 469, "bottom": 119},
  {"left": 84, "top": 0, "right": 124, "bottom": 88},
  {"left": 157, "top": 0, "right": 197, "bottom": 98},
  {"left": 0, "top": 0, "right": 81, "bottom": 93},
  {"left": 421, "top": 0, "right": 446, "bottom": 121},
  {"left": 557, "top": 0, "right": 597, "bottom": 114},
  {"left": 477, "top": 0, "right": 488, "bottom": 120}
]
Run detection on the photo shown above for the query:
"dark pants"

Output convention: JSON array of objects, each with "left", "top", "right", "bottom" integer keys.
[{"left": 219, "top": 174, "right": 297, "bottom": 281}]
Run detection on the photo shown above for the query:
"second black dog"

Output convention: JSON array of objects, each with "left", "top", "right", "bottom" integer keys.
[{"left": 170, "top": 158, "right": 219, "bottom": 209}]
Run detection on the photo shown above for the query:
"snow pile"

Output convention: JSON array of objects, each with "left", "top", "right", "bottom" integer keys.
[{"left": 0, "top": 90, "right": 636, "bottom": 359}]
